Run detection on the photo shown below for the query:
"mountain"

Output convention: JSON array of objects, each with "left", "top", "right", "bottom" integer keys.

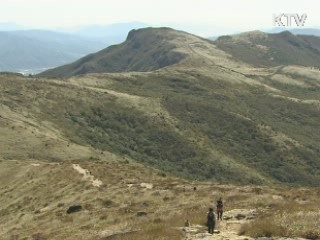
[
  {"left": 0, "top": 30, "right": 106, "bottom": 73},
  {"left": 269, "top": 27, "right": 320, "bottom": 36},
  {"left": 16, "top": 28, "right": 320, "bottom": 186},
  {"left": 214, "top": 30, "right": 320, "bottom": 67},
  {"left": 1, "top": 27, "right": 320, "bottom": 240},
  {"left": 40, "top": 29, "right": 320, "bottom": 79},
  {"left": 39, "top": 27, "right": 189, "bottom": 78}
]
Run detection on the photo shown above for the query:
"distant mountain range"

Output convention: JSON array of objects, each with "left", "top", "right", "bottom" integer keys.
[
  {"left": 269, "top": 27, "right": 320, "bottom": 36},
  {"left": 1, "top": 21, "right": 320, "bottom": 74},
  {"left": 0, "top": 22, "right": 149, "bottom": 74},
  {"left": 0, "top": 30, "right": 107, "bottom": 74}
]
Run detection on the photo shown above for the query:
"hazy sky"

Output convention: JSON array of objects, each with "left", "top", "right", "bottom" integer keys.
[{"left": 1, "top": 0, "right": 319, "bottom": 36}]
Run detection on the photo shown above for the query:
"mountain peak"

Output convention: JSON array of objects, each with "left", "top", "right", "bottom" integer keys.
[
  {"left": 233, "top": 30, "right": 268, "bottom": 41},
  {"left": 126, "top": 27, "right": 175, "bottom": 40},
  {"left": 38, "top": 27, "right": 196, "bottom": 78}
]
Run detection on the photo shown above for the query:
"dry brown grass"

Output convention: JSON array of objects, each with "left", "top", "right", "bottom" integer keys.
[
  {"left": 107, "top": 218, "right": 183, "bottom": 240},
  {"left": 239, "top": 191, "right": 320, "bottom": 239},
  {"left": 1, "top": 158, "right": 319, "bottom": 240}
]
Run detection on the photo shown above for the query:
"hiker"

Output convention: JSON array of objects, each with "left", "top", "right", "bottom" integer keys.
[
  {"left": 207, "top": 207, "right": 215, "bottom": 234},
  {"left": 216, "top": 197, "right": 223, "bottom": 220}
]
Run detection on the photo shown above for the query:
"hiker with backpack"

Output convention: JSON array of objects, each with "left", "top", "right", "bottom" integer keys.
[
  {"left": 216, "top": 197, "right": 223, "bottom": 220},
  {"left": 207, "top": 207, "right": 215, "bottom": 234}
]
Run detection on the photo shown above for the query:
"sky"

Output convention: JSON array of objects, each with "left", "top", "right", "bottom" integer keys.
[{"left": 1, "top": 0, "right": 319, "bottom": 36}]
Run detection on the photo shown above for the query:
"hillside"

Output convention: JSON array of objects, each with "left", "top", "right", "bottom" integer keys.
[
  {"left": 7, "top": 28, "right": 320, "bottom": 186},
  {"left": 214, "top": 31, "right": 320, "bottom": 67},
  {"left": 3, "top": 66, "right": 320, "bottom": 186},
  {"left": 38, "top": 28, "right": 198, "bottom": 78},
  {"left": 0, "top": 30, "right": 106, "bottom": 73},
  {"left": 1, "top": 27, "right": 320, "bottom": 239},
  {"left": 0, "top": 158, "right": 319, "bottom": 240},
  {"left": 40, "top": 28, "right": 320, "bottom": 79}
]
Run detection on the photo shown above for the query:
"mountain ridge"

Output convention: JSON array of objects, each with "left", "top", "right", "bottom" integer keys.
[
  {"left": 39, "top": 28, "right": 320, "bottom": 78},
  {"left": 0, "top": 30, "right": 107, "bottom": 73},
  {"left": 2, "top": 27, "right": 320, "bottom": 187},
  {"left": 214, "top": 30, "right": 320, "bottom": 67}
]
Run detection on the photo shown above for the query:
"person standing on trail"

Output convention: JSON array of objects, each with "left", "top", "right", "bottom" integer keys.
[
  {"left": 207, "top": 207, "right": 215, "bottom": 234},
  {"left": 216, "top": 197, "right": 223, "bottom": 220}
]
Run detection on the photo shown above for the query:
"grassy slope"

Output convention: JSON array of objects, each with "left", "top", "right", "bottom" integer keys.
[
  {"left": 0, "top": 159, "right": 319, "bottom": 240},
  {"left": 79, "top": 68, "right": 320, "bottom": 186},
  {"left": 215, "top": 31, "right": 320, "bottom": 67},
  {"left": 1, "top": 28, "right": 320, "bottom": 240},
  {"left": 1, "top": 65, "right": 320, "bottom": 186},
  {"left": 38, "top": 28, "right": 187, "bottom": 78}
]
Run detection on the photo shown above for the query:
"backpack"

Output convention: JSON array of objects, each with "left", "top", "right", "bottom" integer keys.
[{"left": 208, "top": 211, "right": 215, "bottom": 221}]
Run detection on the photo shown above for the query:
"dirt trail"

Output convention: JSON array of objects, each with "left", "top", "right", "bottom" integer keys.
[
  {"left": 72, "top": 164, "right": 103, "bottom": 187},
  {"left": 183, "top": 209, "right": 256, "bottom": 240},
  {"left": 182, "top": 208, "right": 308, "bottom": 240}
]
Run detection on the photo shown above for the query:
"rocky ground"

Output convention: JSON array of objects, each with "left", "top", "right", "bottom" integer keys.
[{"left": 182, "top": 209, "right": 309, "bottom": 240}]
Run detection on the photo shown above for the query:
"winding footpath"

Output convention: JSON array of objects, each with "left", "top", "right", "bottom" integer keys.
[{"left": 182, "top": 209, "right": 308, "bottom": 240}]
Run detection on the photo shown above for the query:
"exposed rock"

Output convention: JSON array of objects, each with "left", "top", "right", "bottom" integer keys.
[
  {"left": 223, "top": 215, "right": 233, "bottom": 220},
  {"left": 72, "top": 164, "right": 103, "bottom": 187},
  {"left": 99, "top": 229, "right": 140, "bottom": 238},
  {"left": 235, "top": 213, "right": 246, "bottom": 220},
  {"left": 66, "top": 205, "right": 82, "bottom": 214},
  {"left": 223, "top": 209, "right": 257, "bottom": 221},
  {"left": 31, "top": 163, "right": 41, "bottom": 167},
  {"left": 182, "top": 227, "right": 198, "bottom": 233},
  {"left": 136, "top": 211, "right": 148, "bottom": 217},
  {"left": 140, "top": 183, "right": 153, "bottom": 189},
  {"left": 246, "top": 212, "right": 256, "bottom": 220}
]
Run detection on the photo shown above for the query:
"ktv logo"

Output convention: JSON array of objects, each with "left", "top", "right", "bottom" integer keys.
[{"left": 273, "top": 13, "right": 307, "bottom": 27}]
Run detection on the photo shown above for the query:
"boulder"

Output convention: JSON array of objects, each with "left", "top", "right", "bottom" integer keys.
[
  {"left": 136, "top": 211, "right": 148, "bottom": 217},
  {"left": 66, "top": 205, "right": 82, "bottom": 214},
  {"left": 235, "top": 213, "right": 246, "bottom": 220},
  {"left": 223, "top": 215, "right": 233, "bottom": 220}
]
